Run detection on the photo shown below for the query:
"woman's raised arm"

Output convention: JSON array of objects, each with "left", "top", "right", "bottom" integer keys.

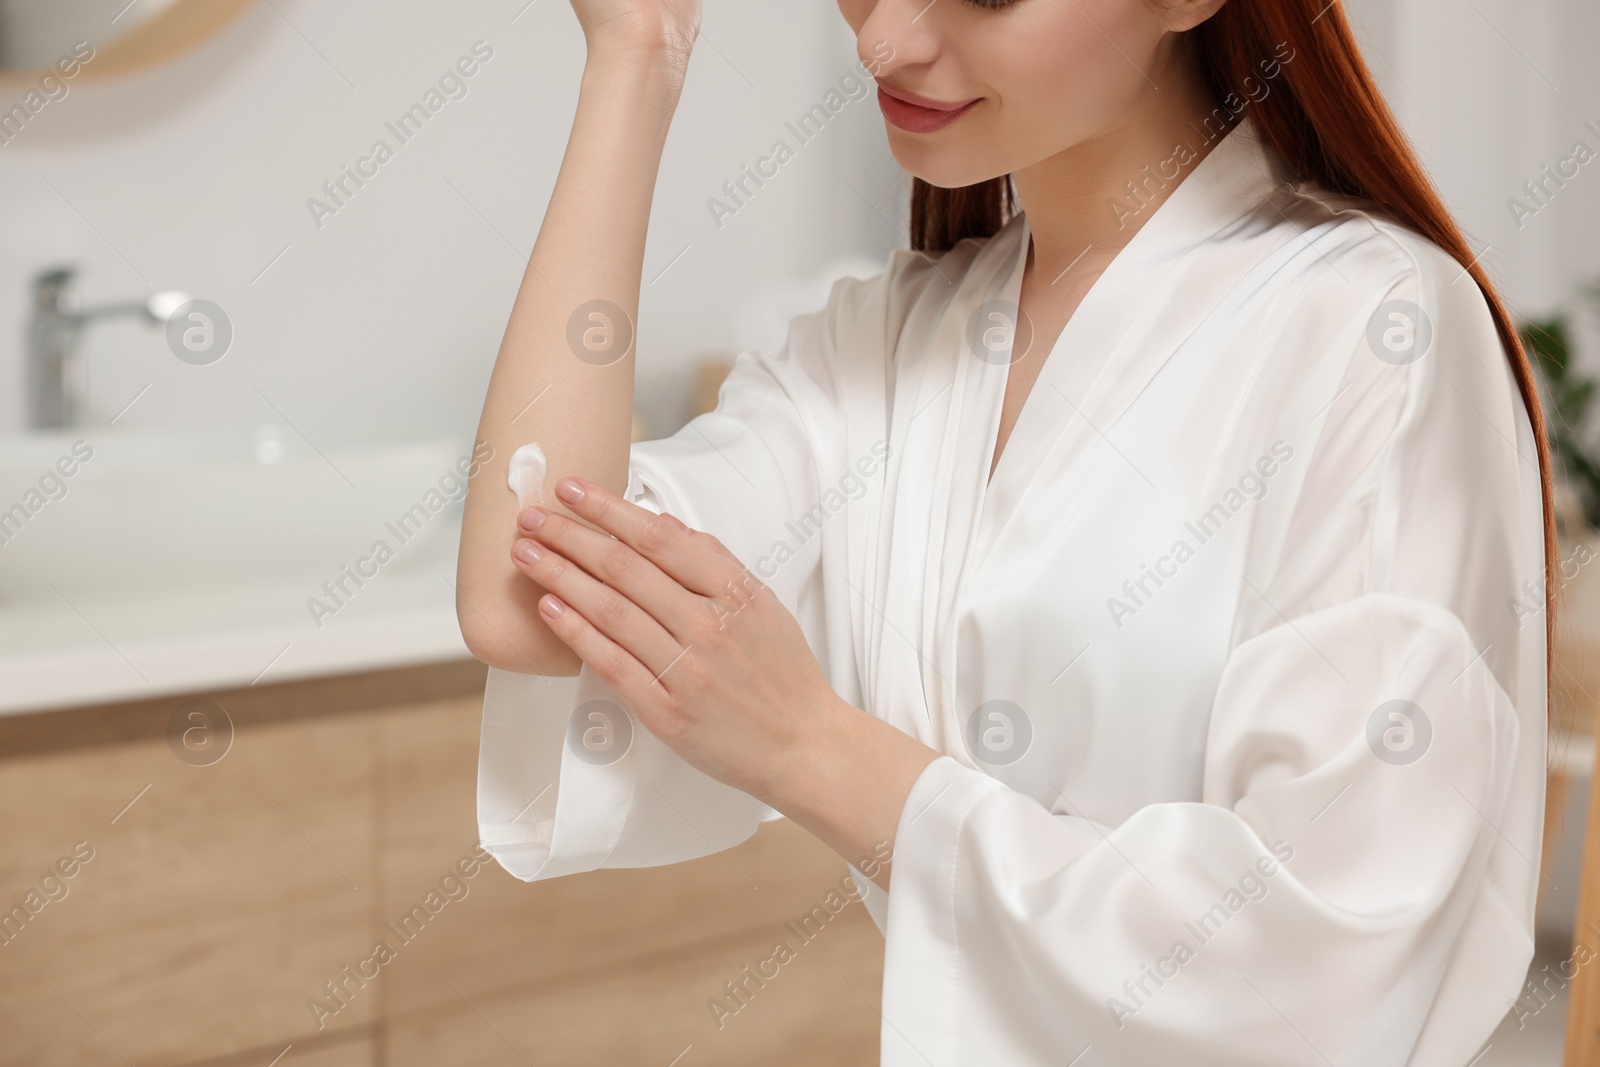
[{"left": 456, "top": 2, "right": 700, "bottom": 675}]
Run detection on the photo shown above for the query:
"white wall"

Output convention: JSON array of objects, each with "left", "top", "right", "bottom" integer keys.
[
  {"left": 1346, "top": 0, "right": 1600, "bottom": 324},
  {"left": 0, "top": 0, "right": 900, "bottom": 445},
  {"left": 3, "top": 0, "right": 1594, "bottom": 443}
]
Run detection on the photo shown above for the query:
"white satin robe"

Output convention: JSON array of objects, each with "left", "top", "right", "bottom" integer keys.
[{"left": 477, "top": 118, "right": 1547, "bottom": 1066}]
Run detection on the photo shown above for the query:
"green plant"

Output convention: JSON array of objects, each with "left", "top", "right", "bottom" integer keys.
[{"left": 1522, "top": 283, "right": 1600, "bottom": 530}]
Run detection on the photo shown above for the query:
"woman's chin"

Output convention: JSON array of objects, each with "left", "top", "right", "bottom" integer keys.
[{"left": 887, "top": 145, "right": 998, "bottom": 191}]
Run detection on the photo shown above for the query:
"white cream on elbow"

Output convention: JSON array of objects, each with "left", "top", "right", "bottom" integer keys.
[{"left": 507, "top": 443, "right": 548, "bottom": 509}]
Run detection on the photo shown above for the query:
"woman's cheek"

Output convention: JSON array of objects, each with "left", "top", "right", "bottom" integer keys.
[{"left": 995, "top": 4, "right": 1167, "bottom": 136}]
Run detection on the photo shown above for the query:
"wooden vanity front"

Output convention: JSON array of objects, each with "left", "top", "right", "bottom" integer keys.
[{"left": 0, "top": 662, "right": 883, "bottom": 1066}]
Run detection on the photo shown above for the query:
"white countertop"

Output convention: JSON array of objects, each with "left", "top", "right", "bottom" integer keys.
[
  {"left": 9, "top": 522, "right": 1600, "bottom": 746},
  {"left": 0, "top": 541, "right": 471, "bottom": 716}
]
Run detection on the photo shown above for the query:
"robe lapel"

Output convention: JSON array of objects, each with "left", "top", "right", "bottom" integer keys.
[
  {"left": 846, "top": 224, "right": 1025, "bottom": 751},
  {"left": 846, "top": 120, "right": 1296, "bottom": 759},
  {"left": 972, "top": 121, "right": 1295, "bottom": 573}
]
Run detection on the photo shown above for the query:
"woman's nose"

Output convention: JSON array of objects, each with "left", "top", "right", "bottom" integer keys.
[{"left": 854, "top": 0, "right": 942, "bottom": 80}]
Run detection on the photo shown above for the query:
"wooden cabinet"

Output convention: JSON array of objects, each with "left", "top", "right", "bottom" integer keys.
[
  {"left": 1567, "top": 731, "right": 1600, "bottom": 1067},
  {"left": 0, "top": 662, "right": 883, "bottom": 1067}
]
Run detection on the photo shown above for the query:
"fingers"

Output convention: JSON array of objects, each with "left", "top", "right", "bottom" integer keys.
[
  {"left": 511, "top": 536, "right": 684, "bottom": 680},
  {"left": 517, "top": 505, "right": 714, "bottom": 643},
  {"left": 534, "top": 590, "right": 671, "bottom": 717},
  {"left": 546, "top": 477, "right": 763, "bottom": 605}
]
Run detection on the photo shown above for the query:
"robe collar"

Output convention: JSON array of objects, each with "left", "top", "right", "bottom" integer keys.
[
  {"left": 859, "top": 118, "right": 1305, "bottom": 758},
  {"left": 971, "top": 117, "right": 1299, "bottom": 567}
]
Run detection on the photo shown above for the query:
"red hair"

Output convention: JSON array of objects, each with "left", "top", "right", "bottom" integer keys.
[{"left": 909, "top": 0, "right": 1558, "bottom": 698}]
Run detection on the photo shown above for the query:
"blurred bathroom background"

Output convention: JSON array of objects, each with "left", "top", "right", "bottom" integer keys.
[{"left": 0, "top": 0, "right": 1596, "bottom": 1065}]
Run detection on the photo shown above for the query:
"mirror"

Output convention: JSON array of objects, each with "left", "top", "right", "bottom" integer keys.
[{"left": 0, "top": 0, "right": 257, "bottom": 79}]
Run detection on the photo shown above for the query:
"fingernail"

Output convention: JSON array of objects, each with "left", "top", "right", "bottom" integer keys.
[
  {"left": 541, "top": 595, "right": 565, "bottom": 618},
  {"left": 514, "top": 540, "right": 542, "bottom": 564},
  {"left": 519, "top": 508, "right": 546, "bottom": 532},
  {"left": 555, "top": 478, "right": 585, "bottom": 504}
]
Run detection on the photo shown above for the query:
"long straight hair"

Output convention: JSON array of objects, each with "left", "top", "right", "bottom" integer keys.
[{"left": 909, "top": 0, "right": 1559, "bottom": 700}]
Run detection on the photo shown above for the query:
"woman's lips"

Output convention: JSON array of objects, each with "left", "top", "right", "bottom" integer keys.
[{"left": 875, "top": 83, "right": 981, "bottom": 134}]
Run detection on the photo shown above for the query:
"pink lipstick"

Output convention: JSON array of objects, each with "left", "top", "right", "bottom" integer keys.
[{"left": 875, "top": 81, "right": 982, "bottom": 134}]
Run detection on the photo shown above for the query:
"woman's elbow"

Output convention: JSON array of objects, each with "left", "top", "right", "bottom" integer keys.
[{"left": 455, "top": 595, "right": 583, "bottom": 676}]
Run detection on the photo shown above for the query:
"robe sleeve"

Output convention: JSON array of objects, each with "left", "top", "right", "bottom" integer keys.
[
  {"left": 476, "top": 267, "right": 885, "bottom": 882},
  {"left": 871, "top": 242, "right": 1547, "bottom": 1066}
]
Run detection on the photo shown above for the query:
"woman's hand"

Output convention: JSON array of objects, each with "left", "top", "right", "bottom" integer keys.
[
  {"left": 569, "top": 0, "right": 700, "bottom": 69},
  {"left": 510, "top": 476, "right": 843, "bottom": 802},
  {"left": 510, "top": 475, "right": 943, "bottom": 889}
]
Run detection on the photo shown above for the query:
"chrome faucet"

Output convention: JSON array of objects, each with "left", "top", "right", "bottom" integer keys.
[{"left": 27, "top": 266, "right": 190, "bottom": 430}]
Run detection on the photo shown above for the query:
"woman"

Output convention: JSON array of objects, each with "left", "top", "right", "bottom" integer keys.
[{"left": 457, "top": 0, "right": 1554, "bottom": 1063}]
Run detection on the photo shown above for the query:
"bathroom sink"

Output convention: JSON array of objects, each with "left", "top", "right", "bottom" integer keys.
[{"left": 0, "top": 428, "right": 468, "bottom": 601}]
